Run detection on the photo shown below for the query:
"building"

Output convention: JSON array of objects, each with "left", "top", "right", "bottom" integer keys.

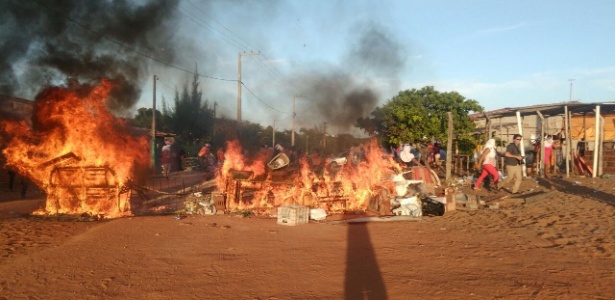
[{"left": 471, "top": 102, "right": 615, "bottom": 177}]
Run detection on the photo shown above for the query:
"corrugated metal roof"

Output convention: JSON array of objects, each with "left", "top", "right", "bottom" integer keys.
[{"left": 471, "top": 101, "right": 615, "bottom": 120}]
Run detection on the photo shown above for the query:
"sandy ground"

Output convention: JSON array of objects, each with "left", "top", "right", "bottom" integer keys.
[{"left": 1, "top": 172, "right": 615, "bottom": 300}]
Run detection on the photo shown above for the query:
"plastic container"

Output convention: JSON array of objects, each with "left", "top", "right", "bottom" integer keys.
[{"left": 277, "top": 205, "right": 309, "bottom": 226}]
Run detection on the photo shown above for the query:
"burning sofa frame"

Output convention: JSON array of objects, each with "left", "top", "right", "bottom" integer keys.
[{"left": 40, "top": 153, "right": 131, "bottom": 216}]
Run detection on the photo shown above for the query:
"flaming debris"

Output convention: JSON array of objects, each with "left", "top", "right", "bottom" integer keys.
[
  {"left": 217, "top": 139, "right": 405, "bottom": 213},
  {"left": 0, "top": 80, "right": 150, "bottom": 217}
]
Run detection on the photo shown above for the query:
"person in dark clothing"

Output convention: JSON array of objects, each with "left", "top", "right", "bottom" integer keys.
[
  {"left": 170, "top": 141, "right": 185, "bottom": 172},
  {"left": 7, "top": 169, "right": 16, "bottom": 191},
  {"left": 20, "top": 176, "right": 29, "bottom": 199},
  {"left": 499, "top": 134, "right": 524, "bottom": 194}
]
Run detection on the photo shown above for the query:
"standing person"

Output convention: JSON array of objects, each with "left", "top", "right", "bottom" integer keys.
[
  {"left": 399, "top": 144, "right": 421, "bottom": 167},
  {"left": 7, "top": 168, "right": 16, "bottom": 191},
  {"left": 161, "top": 140, "right": 172, "bottom": 179},
  {"left": 555, "top": 131, "right": 566, "bottom": 173},
  {"left": 173, "top": 144, "right": 186, "bottom": 172},
  {"left": 431, "top": 142, "right": 442, "bottom": 167},
  {"left": 197, "top": 143, "right": 212, "bottom": 171},
  {"left": 499, "top": 134, "right": 524, "bottom": 194},
  {"left": 543, "top": 134, "right": 554, "bottom": 175},
  {"left": 473, "top": 139, "right": 499, "bottom": 191},
  {"left": 19, "top": 175, "right": 29, "bottom": 199}
]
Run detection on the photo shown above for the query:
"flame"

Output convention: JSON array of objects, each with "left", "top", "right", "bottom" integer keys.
[
  {"left": 0, "top": 80, "right": 150, "bottom": 217},
  {"left": 217, "top": 139, "right": 402, "bottom": 213}
]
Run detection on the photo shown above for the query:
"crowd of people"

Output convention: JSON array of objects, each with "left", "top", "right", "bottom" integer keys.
[
  {"left": 471, "top": 132, "right": 563, "bottom": 193},
  {"left": 155, "top": 132, "right": 566, "bottom": 193},
  {"left": 391, "top": 141, "right": 446, "bottom": 169}
]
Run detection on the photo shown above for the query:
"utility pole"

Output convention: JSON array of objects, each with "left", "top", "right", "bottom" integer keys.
[
  {"left": 323, "top": 122, "right": 327, "bottom": 148},
  {"left": 272, "top": 120, "right": 276, "bottom": 148},
  {"left": 151, "top": 75, "right": 158, "bottom": 175},
  {"left": 213, "top": 101, "right": 217, "bottom": 141},
  {"left": 237, "top": 51, "right": 260, "bottom": 129}
]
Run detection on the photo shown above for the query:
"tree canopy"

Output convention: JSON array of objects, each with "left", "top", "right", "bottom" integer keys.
[
  {"left": 133, "top": 83, "right": 483, "bottom": 158},
  {"left": 356, "top": 86, "right": 483, "bottom": 151},
  {"left": 164, "top": 71, "right": 215, "bottom": 145}
]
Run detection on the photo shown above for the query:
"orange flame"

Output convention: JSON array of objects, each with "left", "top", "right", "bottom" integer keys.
[
  {"left": 217, "top": 139, "right": 401, "bottom": 213},
  {"left": 0, "top": 80, "right": 150, "bottom": 217}
]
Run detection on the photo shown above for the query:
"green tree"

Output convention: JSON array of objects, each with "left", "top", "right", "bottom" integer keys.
[
  {"left": 356, "top": 86, "right": 483, "bottom": 153},
  {"left": 131, "top": 107, "right": 162, "bottom": 129},
  {"left": 164, "top": 69, "right": 215, "bottom": 149}
]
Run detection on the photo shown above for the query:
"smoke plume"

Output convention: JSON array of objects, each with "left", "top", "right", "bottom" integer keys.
[
  {"left": 0, "top": 0, "right": 181, "bottom": 112},
  {"left": 295, "top": 21, "right": 406, "bottom": 133}
]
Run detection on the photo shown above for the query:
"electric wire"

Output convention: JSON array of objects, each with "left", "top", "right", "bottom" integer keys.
[
  {"left": 27, "top": 0, "right": 236, "bottom": 83},
  {"left": 26, "top": 0, "right": 294, "bottom": 121}
]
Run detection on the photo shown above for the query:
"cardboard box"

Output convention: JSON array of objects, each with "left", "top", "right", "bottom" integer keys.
[{"left": 277, "top": 205, "right": 309, "bottom": 226}]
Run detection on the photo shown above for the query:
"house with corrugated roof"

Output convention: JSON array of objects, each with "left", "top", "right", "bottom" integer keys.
[{"left": 471, "top": 101, "right": 615, "bottom": 177}]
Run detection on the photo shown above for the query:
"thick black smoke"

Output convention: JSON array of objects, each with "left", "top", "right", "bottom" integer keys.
[
  {"left": 296, "top": 22, "right": 406, "bottom": 132},
  {"left": 0, "top": 0, "right": 181, "bottom": 112}
]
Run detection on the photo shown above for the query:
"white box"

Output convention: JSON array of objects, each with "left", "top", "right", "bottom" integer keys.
[{"left": 277, "top": 205, "right": 309, "bottom": 226}]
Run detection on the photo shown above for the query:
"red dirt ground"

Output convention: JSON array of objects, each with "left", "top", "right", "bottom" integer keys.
[{"left": 1, "top": 173, "right": 615, "bottom": 299}]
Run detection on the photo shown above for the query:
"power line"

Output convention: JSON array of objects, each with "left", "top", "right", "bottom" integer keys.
[
  {"left": 182, "top": 1, "right": 301, "bottom": 96},
  {"left": 184, "top": 0, "right": 260, "bottom": 50},
  {"left": 241, "top": 82, "right": 288, "bottom": 114},
  {"left": 253, "top": 55, "right": 301, "bottom": 94},
  {"left": 27, "top": 0, "right": 289, "bottom": 118},
  {"left": 157, "top": 78, "right": 177, "bottom": 93},
  {"left": 27, "top": 0, "right": 236, "bottom": 83},
  {"left": 177, "top": 6, "right": 248, "bottom": 51}
]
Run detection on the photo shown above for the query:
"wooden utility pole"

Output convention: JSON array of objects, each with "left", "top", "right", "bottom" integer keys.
[
  {"left": 272, "top": 120, "right": 276, "bottom": 148},
  {"left": 564, "top": 106, "right": 570, "bottom": 177},
  {"left": 516, "top": 111, "right": 527, "bottom": 177},
  {"left": 446, "top": 112, "right": 453, "bottom": 182},
  {"left": 323, "top": 122, "right": 327, "bottom": 148},
  {"left": 237, "top": 51, "right": 260, "bottom": 128},
  {"left": 593, "top": 106, "right": 601, "bottom": 178},
  {"left": 213, "top": 101, "right": 217, "bottom": 141},
  {"left": 484, "top": 112, "right": 491, "bottom": 140},
  {"left": 151, "top": 75, "right": 158, "bottom": 175},
  {"left": 536, "top": 110, "right": 545, "bottom": 177}
]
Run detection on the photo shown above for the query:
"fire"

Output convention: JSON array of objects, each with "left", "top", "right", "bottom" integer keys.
[
  {"left": 0, "top": 80, "right": 150, "bottom": 217},
  {"left": 217, "top": 139, "right": 401, "bottom": 213}
]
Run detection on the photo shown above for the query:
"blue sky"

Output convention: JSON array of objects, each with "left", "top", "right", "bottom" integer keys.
[
  {"left": 136, "top": 0, "right": 615, "bottom": 134},
  {"left": 3, "top": 0, "right": 615, "bottom": 135}
]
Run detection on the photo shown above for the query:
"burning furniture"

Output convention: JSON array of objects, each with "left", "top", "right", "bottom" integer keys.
[
  {"left": 208, "top": 139, "right": 448, "bottom": 219},
  {"left": 33, "top": 152, "right": 131, "bottom": 217},
  {"left": 0, "top": 81, "right": 150, "bottom": 218},
  {"left": 47, "top": 165, "right": 130, "bottom": 216},
  {"left": 218, "top": 164, "right": 351, "bottom": 215}
]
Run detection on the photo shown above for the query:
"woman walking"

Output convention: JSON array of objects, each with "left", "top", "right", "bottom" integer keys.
[{"left": 473, "top": 138, "right": 500, "bottom": 191}]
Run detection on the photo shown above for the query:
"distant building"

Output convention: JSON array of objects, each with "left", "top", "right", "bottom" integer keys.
[{"left": 471, "top": 101, "right": 615, "bottom": 175}]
